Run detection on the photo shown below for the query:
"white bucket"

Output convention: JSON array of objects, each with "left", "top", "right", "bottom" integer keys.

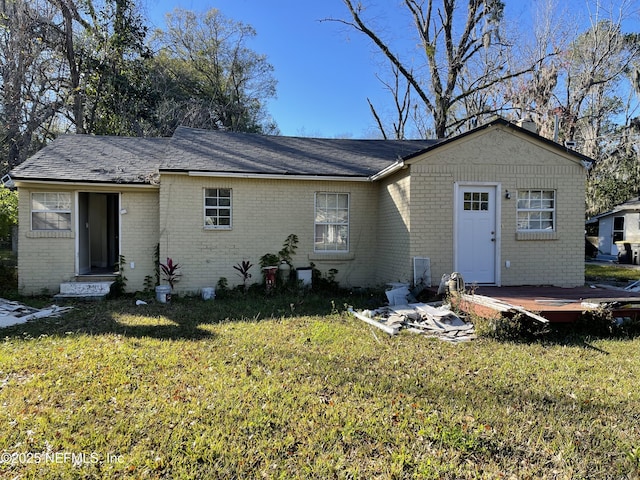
[
  {"left": 201, "top": 287, "right": 215, "bottom": 300},
  {"left": 296, "top": 267, "right": 312, "bottom": 288},
  {"left": 155, "top": 285, "right": 171, "bottom": 303}
]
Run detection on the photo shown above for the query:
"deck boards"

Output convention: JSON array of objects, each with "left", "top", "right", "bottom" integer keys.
[{"left": 460, "top": 285, "right": 640, "bottom": 323}]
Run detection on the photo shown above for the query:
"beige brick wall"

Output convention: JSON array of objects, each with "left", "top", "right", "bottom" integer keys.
[
  {"left": 158, "top": 175, "right": 379, "bottom": 293},
  {"left": 408, "top": 125, "right": 586, "bottom": 287},
  {"left": 118, "top": 189, "right": 160, "bottom": 292},
  {"left": 375, "top": 170, "right": 413, "bottom": 285},
  {"left": 17, "top": 185, "right": 76, "bottom": 295},
  {"left": 16, "top": 183, "right": 159, "bottom": 295},
  {"left": 158, "top": 125, "right": 586, "bottom": 292}
]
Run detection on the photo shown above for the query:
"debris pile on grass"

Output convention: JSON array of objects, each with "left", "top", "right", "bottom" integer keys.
[
  {"left": 0, "top": 298, "right": 73, "bottom": 328},
  {"left": 349, "top": 302, "right": 476, "bottom": 342}
]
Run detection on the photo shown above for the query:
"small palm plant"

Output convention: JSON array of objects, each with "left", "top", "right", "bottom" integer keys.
[
  {"left": 233, "top": 260, "right": 253, "bottom": 292},
  {"left": 159, "top": 257, "right": 182, "bottom": 290}
]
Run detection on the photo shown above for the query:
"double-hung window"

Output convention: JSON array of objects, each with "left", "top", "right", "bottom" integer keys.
[
  {"left": 31, "top": 192, "right": 71, "bottom": 231},
  {"left": 204, "top": 188, "right": 232, "bottom": 229},
  {"left": 517, "top": 190, "right": 555, "bottom": 231},
  {"left": 315, "top": 192, "right": 349, "bottom": 252}
]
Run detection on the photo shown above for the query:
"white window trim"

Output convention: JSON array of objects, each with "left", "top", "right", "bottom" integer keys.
[
  {"left": 516, "top": 189, "right": 556, "bottom": 232},
  {"left": 31, "top": 192, "right": 72, "bottom": 231},
  {"left": 203, "top": 188, "right": 232, "bottom": 230},
  {"left": 314, "top": 192, "right": 350, "bottom": 253}
]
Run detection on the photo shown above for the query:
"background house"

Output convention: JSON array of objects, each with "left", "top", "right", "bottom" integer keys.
[
  {"left": 10, "top": 119, "right": 590, "bottom": 296},
  {"left": 587, "top": 197, "right": 640, "bottom": 261}
]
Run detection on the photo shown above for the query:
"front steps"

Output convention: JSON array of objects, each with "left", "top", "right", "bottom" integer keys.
[{"left": 54, "top": 279, "right": 115, "bottom": 301}]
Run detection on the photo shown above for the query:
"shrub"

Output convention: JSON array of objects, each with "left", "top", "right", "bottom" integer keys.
[
  {"left": 0, "top": 186, "right": 17, "bottom": 242},
  {"left": 482, "top": 314, "right": 550, "bottom": 341}
]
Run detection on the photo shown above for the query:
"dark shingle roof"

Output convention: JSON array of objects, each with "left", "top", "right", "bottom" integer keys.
[
  {"left": 11, "top": 119, "right": 595, "bottom": 186},
  {"left": 11, "top": 135, "right": 170, "bottom": 184},
  {"left": 10, "top": 127, "right": 439, "bottom": 184},
  {"left": 163, "top": 126, "right": 439, "bottom": 177}
]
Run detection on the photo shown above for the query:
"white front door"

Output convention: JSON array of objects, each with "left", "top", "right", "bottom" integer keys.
[{"left": 455, "top": 185, "right": 497, "bottom": 284}]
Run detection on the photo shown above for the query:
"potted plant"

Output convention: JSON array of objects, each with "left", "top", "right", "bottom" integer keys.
[
  {"left": 233, "top": 260, "right": 253, "bottom": 292},
  {"left": 259, "top": 253, "right": 280, "bottom": 292},
  {"left": 157, "top": 257, "right": 181, "bottom": 303},
  {"left": 277, "top": 234, "right": 298, "bottom": 284}
]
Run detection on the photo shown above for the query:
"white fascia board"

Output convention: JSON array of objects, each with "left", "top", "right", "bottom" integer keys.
[
  {"left": 185, "top": 171, "right": 371, "bottom": 182},
  {"left": 13, "top": 179, "right": 158, "bottom": 189}
]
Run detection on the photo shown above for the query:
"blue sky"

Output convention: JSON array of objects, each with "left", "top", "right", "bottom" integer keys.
[
  {"left": 143, "top": 1, "right": 635, "bottom": 139},
  {"left": 144, "top": 0, "right": 387, "bottom": 138}
]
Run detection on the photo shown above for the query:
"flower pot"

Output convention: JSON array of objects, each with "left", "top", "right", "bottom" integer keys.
[
  {"left": 155, "top": 285, "right": 172, "bottom": 303},
  {"left": 296, "top": 267, "right": 312, "bottom": 288},
  {"left": 201, "top": 287, "right": 215, "bottom": 300},
  {"left": 278, "top": 261, "right": 291, "bottom": 283}
]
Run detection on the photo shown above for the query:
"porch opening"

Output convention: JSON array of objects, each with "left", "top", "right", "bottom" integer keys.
[{"left": 78, "top": 192, "right": 120, "bottom": 275}]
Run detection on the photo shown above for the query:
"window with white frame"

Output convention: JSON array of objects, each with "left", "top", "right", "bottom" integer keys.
[
  {"left": 31, "top": 192, "right": 71, "bottom": 231},
  {"left": 204, "top": 188, "right": 232, "bottom": 229},
  {"left": 517, "top": 190, "right": 555, "bottom": 231},
  {"left": 315, "top": 192, "right": 349, "bottom": 252}
]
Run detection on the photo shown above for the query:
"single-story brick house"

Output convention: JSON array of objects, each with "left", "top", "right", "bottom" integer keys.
[{"left": 10, "top": 118, "right": 591, "bottom": 295}]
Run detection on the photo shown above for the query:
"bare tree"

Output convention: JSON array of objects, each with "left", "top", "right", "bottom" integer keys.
[
  {"left": 499, "top": 0, "right": 569, "bottom": 139},
  {"left": 562, "top": 19, "right": 639, "bottom": 157},
  {"left": 328, "top": 0, "right": 541, "bottom": 138},
  {"left": 505, "top": 1, "right": 640, "bottom": 149},
  {"left": 0, "top": 0, "right": 63, "bottom": 171},
  {"left": 367, "top": 66, "right": 413, "bottom": 139}
]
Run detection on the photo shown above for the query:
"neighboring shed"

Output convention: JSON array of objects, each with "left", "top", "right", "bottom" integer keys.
[{"left": 587, "top": 197, "right": 640, "bottom": 259}]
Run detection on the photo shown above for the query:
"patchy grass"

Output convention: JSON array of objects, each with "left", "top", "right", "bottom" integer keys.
[
  {"left": 0, "top": 293, "right": 639, "bottom": 478},
  {"left": 585, "top": 262, "right": 640, "bottom": 285}
]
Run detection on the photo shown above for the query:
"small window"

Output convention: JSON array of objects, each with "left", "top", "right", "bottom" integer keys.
[
  {"left": 463, "top": 191, "right": 489, "bottom": 211},
  {"left": 315, "top": 192, "right": 349, "bottom": 252},
  {"left": 517, "top": 190, "right": 555, "bottom": 231},
  {"left": 31, "top": 192, "right": 71, "bottom": 231},
  {"left": 204, "top": 188, "right": 232, "bottom": 229}
]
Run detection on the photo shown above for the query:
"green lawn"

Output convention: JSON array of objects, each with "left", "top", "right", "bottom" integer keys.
[
  {"left": 585, "top": 262, "right": 640, "bottom": 285},
  {"left": 0, "top": 292, "right": 639, "bottom": 479}
]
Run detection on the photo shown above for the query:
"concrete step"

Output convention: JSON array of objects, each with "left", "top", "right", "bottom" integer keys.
[
  {"left": 74, "top": 274, "right": 118, "bottom": 283},
  {"left": 54, "top": 281, "right": 114, "bottom": 301}
]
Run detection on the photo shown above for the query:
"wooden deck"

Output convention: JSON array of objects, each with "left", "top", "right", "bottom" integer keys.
[{"left": 454, "top": 285, "right": 640, "bottom": 323}]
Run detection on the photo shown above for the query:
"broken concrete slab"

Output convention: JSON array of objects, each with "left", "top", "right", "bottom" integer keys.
[
  {"left": 348, "top": 308, "right": 401, "bottom": 335},
  {"left": 350, "top": 302, "right": 475, "bottom": 342},
  {"left": 385, "top": 285, "right": 411, "bottom": 306},
  {"left": 0, "top": 298, "right": 73, "bottom": 328}
]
